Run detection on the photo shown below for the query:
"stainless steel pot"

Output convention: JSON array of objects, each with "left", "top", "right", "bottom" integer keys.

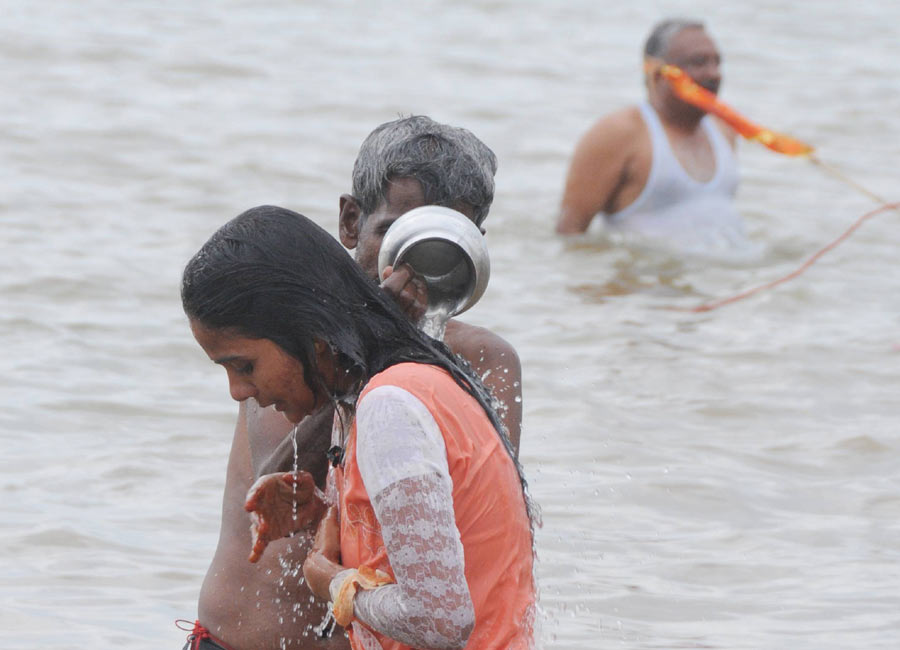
[{"left": 377, "top": 205, "right": 491, "bottom": 322}]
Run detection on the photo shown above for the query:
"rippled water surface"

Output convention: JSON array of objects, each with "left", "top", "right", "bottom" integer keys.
[{"left": 2, "top": 1, "right": 899, "bottom": 648}]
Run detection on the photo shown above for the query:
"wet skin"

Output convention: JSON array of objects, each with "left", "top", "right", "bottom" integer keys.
[
  {"left": 244, "top": 470, "right": 326, "bottom": 564},
  {"left": 196, "top": 403, "right": 343, "bottom": 650},
  {"left": 194, "top": 178, "right": 523, "bottom": 650},
  {"left": 189, "top": 322, "right": 332, "bottom": 425},
  {"left": 192, "top": 322, "right": 348, "bottom": 648}
]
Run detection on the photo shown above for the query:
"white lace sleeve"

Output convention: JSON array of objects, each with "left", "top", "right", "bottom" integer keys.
[{"left": 339, "top": 385, "right": 475, "bottom": 649}]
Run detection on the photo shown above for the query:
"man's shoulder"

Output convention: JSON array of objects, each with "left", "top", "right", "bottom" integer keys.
[
  {"left": 576, "top": 105, "right": 648, "bottom": 154},
  {"left": 444, "top": 319, "right": 518, "bottom": 364},
  {"left": 587, "top": 105, "right": 646, "bottom": 137}
]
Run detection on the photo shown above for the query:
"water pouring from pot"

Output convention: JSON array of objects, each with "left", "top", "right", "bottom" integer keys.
[{"left": 377, "top": 206, "right": 491, "bottom": 340}]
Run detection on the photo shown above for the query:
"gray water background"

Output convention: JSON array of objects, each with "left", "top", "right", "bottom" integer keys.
[{"left": 2, "top": 1, "right": 899, "bottom": 648}]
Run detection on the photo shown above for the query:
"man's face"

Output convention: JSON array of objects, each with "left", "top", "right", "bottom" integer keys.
[
  {"left": 665, "top": 27, "right": 722, "bottom": 94},
  {"left": 342, "top": 177, "right": 478, "bottom": 281}
]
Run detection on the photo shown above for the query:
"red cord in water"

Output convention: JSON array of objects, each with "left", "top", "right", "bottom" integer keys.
[{"left": 682, "top": 201, "right": 899, "bottom": 313}]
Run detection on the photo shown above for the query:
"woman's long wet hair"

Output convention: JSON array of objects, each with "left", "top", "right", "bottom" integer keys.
[{"left": 182, "top": 206, "right": 532, "bottom": 511}]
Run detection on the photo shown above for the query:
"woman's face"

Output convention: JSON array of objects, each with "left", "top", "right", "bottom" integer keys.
[{"left": 190, "top": 320, "right": 325, "bottom": 423}]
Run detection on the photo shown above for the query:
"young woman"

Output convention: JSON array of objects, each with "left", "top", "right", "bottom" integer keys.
[{"left": 182, "top": 205, "right": 536, "bottom": 649}]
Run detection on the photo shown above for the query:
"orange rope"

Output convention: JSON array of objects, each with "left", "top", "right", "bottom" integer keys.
[
  {"left": 650, "top": 60, "right": 887, "bottom": 202},
  {"left": 645, "top": 60, "right": 897, "bottom": 313},
  {"left": 648, "top": 60, "right": 814, "bottom": 157},
  {"left": 675, "top": 201, "right": 899, "bottom": 313}
]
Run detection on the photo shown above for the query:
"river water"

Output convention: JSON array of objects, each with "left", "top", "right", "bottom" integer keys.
[{"left": 2, "top": 1, "right": 898, "bottom": 648}]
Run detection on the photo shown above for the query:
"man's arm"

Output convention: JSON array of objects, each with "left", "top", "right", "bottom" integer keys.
[{"left": 556, "top": 109, "right": 642, "bottom": 234}]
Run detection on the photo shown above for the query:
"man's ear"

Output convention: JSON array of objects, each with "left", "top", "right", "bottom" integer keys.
[{"left": 339, "top": 194, "right": 362, "bottom": 249}]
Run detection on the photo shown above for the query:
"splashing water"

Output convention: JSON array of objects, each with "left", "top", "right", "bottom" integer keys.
[
  {"left": 277, "top": 417, "right": 340, "bottom": 645},
  {"left": 291, "top": 423, "right": 299, "bottom": 523}
]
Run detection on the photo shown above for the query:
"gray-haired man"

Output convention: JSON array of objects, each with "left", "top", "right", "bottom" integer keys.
[{"left": 557, "top": 19, "right": 744, "bottom": 249}]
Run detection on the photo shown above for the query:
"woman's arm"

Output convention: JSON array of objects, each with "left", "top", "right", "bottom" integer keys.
[{"left": 344, "top": 385, "right": 475, "bottom": 649}]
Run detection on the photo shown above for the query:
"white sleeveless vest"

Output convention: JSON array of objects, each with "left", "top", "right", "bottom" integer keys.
[{"left": 604, "top": 102, "right": 747, "bottom": 252}]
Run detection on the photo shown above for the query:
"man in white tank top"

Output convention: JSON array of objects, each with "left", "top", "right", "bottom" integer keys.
[{"left": 556, "top": 19, "right": 748, "bottom": 252}]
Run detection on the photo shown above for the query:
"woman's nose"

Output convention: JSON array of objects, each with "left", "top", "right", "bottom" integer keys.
[{"left": 227, "top": 373, "right": 257, "bottom": 402}]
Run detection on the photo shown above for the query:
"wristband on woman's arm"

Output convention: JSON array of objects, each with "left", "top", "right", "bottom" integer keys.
[{"left": 329, "top": 567, "right": 395, "bottom": 627}]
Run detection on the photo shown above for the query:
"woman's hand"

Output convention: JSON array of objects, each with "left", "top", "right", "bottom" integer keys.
[
  {"left": 302, "top": 505, "right": 344, "bottom": 601},
  {"left": 244, "top": 470, "right": 327, "bottom": 563},
  {"left": 380, "top": 263, "right": 428, "bottom": 324}
]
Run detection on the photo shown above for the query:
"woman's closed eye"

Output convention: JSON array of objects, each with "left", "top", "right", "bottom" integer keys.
[{"left": 233, "top": 361, "right": 254, "bottom": 375}]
